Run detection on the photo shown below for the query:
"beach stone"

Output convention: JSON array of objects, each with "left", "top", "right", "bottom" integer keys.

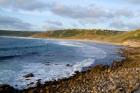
[
  {"left": 23, "top": 73, "right": 34, "bottom": 78},
  {"left": 27, "top": 82, "right": 34, "bottom": 87},
  {"left": 45, "top": 63, "right": 50, "bottom": 66},
  {"left": 66, "top": 64, "right": 72, "bottom": 67}
]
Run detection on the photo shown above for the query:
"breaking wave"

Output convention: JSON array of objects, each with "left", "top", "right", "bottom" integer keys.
[{"left": 0, "top": 36, "right": 121, "bottom": 89}]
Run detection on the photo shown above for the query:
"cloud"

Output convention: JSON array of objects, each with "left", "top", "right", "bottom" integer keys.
[
  {"left": 0, "top": 15, "right": 32, "bottom": 30},
  {"left": 43, "top": 20, "right": 63, "bottom": 30},
  {"left": 46, "top": 3, "right": 139, "bottom": 30},
  {"left": 115, "top": 9, "right": 135, "bottom": 17},
  {"left": 43, "top": 25, "right": 62, "bottom": 31},
  {"left": 127, "top": 0, "right": 140, "bottom": 4},
  {"left": 0, "top": 1, "right": 137, "bottom": 18},
  {"left": 46, "top": 20, "right": 63, "bottom": 27},
  {"left": 0, "top": 0, "right": 139, "bottom": 30},
  {"left": 49, "top": 3, "right": 137, "bottom": 19},
  {"left": 0, "top": 0, "right": 47, "bottom": 11},
  {"left": 49, "top": 4, "right": 114, "bottom": 19},
  {"left": 109, "top": 19, "right": 140, "bottom": 30},
  {"left": 77, "top": 10, "right": 128, "bottom": 25}
]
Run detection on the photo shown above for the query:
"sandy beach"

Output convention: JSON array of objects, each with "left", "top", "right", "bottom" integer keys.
[{"left": 37, "top": 38, "right": 140, "bottom": 47}]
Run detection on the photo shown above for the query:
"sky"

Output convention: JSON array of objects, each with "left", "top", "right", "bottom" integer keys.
[{"left": 0, "top": 0, "right": 140, "bottom": 31}]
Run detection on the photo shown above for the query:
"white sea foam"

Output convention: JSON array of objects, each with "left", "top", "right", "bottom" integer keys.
[
  {"left": 0, "top": 36, "right": 37, "bottom": 39},
  {"left": 73, "top": 58, "right": 95, "bottom": 72},
  {"left": 0, "top": 37, "right": 113, "bottom": 89},
  {"left": 57, "top": 41, "right": 107, "bottom": 59},
  {"left": 57, "top": 41, "right": 84, "bottom": 47},
  {"left": 5, "top": 58, "right": 95, "bottom": 89},
  {"left": 0, "top": 36, "right": 50, "bottom": 43}
]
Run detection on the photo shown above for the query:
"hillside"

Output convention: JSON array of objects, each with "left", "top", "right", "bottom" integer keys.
[
  {"left": 33, "top": 29, "right": 123, "bottom": 40},
  {"left": 112, "top": 29, "right": 140, "bottom": 42},
  {"left": 0, "top": 30, "right": 40, "bottom": 37},
  {"left": 33, "top": 29, "right": 140, "bottom": 42},
  {"left": 33, "top": 29, "right": 140, "bottom": 46}
]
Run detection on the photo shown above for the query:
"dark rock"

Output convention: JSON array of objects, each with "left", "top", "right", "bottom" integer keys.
[
  {"left": 46, "top": 62, "right": 50, "bottom": 63},
  {"left": 0, "top": 84, "right": 18, "bottom": 93},
  {"left": 45, "top": 63, "right": 50, "bottom": 66},
  {"left": 27, "top": 82, "right": 34, "bottom": 87},
  {"left": 75, "top": 71, "right": 80, "bottom": 74},
  {"left": 37, "top": 79, "right": 42, "bottom": 87},
  {"left": 23, "top": 73, "right": 34, "bottom": 78},
  {"left": 55, "top": 64, "right": 59, "bottom": 65},
  {"left": 66, "top": 64, "right": 72, "bottom": 67}
]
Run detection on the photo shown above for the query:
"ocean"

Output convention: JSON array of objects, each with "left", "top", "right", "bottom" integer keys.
[{"left": 0, "top": 36, "right": 122, "bottom": 89}]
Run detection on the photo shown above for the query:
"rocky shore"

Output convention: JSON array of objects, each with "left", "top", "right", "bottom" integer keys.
[{"left": 0, "top": 47, "right": 140, "bottom": 93}]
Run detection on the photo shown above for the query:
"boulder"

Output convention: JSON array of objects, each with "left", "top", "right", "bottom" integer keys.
[{"left": 23, "top": 73, "right": 34, "bottom": 78}]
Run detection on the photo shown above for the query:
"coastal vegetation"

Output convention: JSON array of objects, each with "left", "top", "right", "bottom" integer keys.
[
  {"left": 32, "top": 29, "right": 140, "bottom": 43},
  {"left": 32, "top": 29, "right": 123, "bottom": 40},
  {"left": 112, "top": 29, "right": 140, "bottom": 42},
  {"left": 1, "top": 29, "right": 139, "bottom": 43},
  {"left": 0, "top": 30, "right": 40, "bottom": 37}
]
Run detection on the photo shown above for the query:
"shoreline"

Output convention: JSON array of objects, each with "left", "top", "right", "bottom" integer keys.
[
  {"left": 1, "top": 36, "right": 140, "bottom": 47},
  {"left": 23, "top": 46, "right": 140, "bottom": 93},
  {"left": 48, "top": 38, "right": 140, "bottom": 47},
  {"left": 0, "top": 38, "right": 140, "bottom": 93},
  {"left": 31, "top": 37, "right": 140, "bottom": 47}
]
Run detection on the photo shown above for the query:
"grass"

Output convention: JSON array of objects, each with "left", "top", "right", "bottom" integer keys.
[
  {"left": 33, "top": 29, "right": 140, "bottom": 43},
  {"left": 33, "top": 29, "right": 123, "bottom": 40},
  {"left": 0, "top": 30, "right": 40, "bottom": 37},
  {"left": 112, "top": 29, "right": 140, "bottom": 42}
]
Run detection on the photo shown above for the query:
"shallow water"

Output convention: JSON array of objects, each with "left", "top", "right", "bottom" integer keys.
[{"left": 0, "top": 36, "right": 122, "bottom": 89}]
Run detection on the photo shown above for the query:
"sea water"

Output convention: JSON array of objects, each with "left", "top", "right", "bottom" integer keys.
[{"left": 0, "top": 36, "right": 122, "bottom": 89}]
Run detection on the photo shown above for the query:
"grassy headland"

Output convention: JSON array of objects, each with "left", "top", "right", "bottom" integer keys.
[
  {"left": 32, "top": 29, "right": 140, "bottom": 47},
  {"left": 0, "top": 30, "right": 40, "bottom": 37},
  {"left": 32, "top": 29, "right": 123, "bottom": 41}
]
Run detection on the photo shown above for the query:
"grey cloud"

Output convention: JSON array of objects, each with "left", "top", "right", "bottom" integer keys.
[
  {"left": 0, "top": 0, "right": 47, "bottom": 11},
  {"left": 127, "top": 0, "right": 140, "bottom": 4},
  {"left": 0, "top": 0, "right": 137, "bottom": 18},
  {"left": 78, "top": 17, "right": 107, "bottom": 25},
  {"left": 49, "top": 4, "right": 136, "bottom": 20},
  {"left": 0, "top": 0, "right": 139, "bottom": 30},
  {"left": 43, "top": 25, "right": 62, "bottom": 31},
  {"left": 43, "top": 20, "right": 63, "bottom": 30},
  {"left": 109, "top": 19, "right": 140, "bottom": 30},
  {"left": 115, "top": 9, "right": 135, "bottom": 17},
  {"left": 48, "top": 3, "right": 139, "bottom": 30},
  {"left": 120, "top": 0, "right": 140, "bottom": 4},
  {"left": 76, "top": 9, "right": 135, "bottom": 26},
  {"left": 71, "top": 23, "right": 78, "bottom": 27},
  {"left": 50, "top": 4, "right": 114, "bottom": 19},
  {"left": 0, "top": 16, "right": 32, "bottom": 30},
  {"left": 46, "top": 20, "right": 63, "bottom": 27}
]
